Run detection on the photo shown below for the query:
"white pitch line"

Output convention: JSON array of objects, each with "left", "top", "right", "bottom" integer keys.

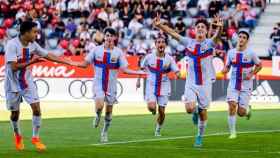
[
  {"left": 269, "top": 151, "right": 280, "bottom": 154},
  {"left": 114, "top": 145, "right": 261, "bottom": 154},
  {"left": 91, "top": 129, "right": 280, "bottom": 146}
]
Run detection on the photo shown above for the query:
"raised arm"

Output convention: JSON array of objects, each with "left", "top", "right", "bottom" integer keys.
[
  {"left": 153, "top": 13, "right": 182, "bottom": 41},
  {"left": 210, "top": 14, "right": 224, "bottom": 45},
  {"left": 221, "top": 65, "right": 230, "bottom": 74},
  {"left": 221, "top": 52, "right": 231, "bottom": 75}
]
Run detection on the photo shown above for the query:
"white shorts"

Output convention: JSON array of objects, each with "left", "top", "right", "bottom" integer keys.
[
  {"left": 227, "top": 89, "right": 251, "bottom": 109},
  {"left": 93, "top": 88, "right": 117, "bottom": 106},
  {"left": 182, "top": 84, "right": 212, "bottom": 109},
  {"left": 145, "top": 94, "right": 168, "bottom": 107},
  {"left": 5, "top": 88, "right": 39, "bottom": 111}
]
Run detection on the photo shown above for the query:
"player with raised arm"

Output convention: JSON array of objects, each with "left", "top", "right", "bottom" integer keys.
[
  {"left": 154, "top": 13, "right": 223, "bottom": 147},
  {"left": 221, "top": 30, "right": 262, "bottom": 139}
]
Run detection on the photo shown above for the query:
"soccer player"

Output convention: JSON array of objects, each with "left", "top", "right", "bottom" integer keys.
[
  {"left": 4, "top": 21, "right": 76, "bottom": 151},
  {"left": 136, "top": 33, "right": 180, "bottom": 136},
  {"left": 154, "top": 14, "right": 223, "bottom": 147},
  {"left": 75, "top": 27, "right": 146, "bottom": 143},
  {"left": 221, "top": 30, "right": 262, "bottom": 139}
]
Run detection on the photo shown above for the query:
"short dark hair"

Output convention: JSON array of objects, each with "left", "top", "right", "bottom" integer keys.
[
  {"left": 103, "top": 27, "right": 117, "bottom": 36},
  {"left": 155, "top": 33, "right": 168, "bottom": 43},
  {"left": 195, "top": 18, "right": 209, "bottom": 30},
  {"left": 238, "top": 30, "right": 250, "bottom": 39},
  {"left": 20, "top": 20, "right": 37, "bottom": 35}
]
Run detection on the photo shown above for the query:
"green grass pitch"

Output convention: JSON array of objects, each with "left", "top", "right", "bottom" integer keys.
[{"left": 0, "top": 109, "right": 279, "bottom": 158}]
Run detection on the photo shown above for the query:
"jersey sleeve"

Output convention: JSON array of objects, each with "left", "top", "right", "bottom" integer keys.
[
  {"left": 33, "top": 42, "right": 48, "bottom": 57},
  {"left": 170, "top": 57, "right": 179, "bottom": 72},
  {"left": 225, "top": 50, "right": 231, "bottom": 68},
  {"left": 179, "top": 36, "right": 191, "bottom": 46},
  {"left": 207, "top": 38, "right": 216, "bottom": 48},
  {"left": 85, "top": 49, "right": 96, "bottom": 64},
  {"left": 119, "top": 50, "right": 128, "bottom": 69},
  {"left": 5, "top": 41, "right": 17, "bottom": 62},
  {"left": 140, "top": 55, "right": 148, "bottom": 69},
  {"left": 252, "top": 51, "right": 261, "bottom": 65}
]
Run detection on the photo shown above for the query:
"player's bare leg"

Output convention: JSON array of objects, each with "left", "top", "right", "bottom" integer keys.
[
  {"left": 100, "top": 104, "right": 113, "bottom": 143},
  {"left": 228, "top": 101, "right": 238, "bottom": 139},
  {"left": 30, "top": 102, "right": 46, "bottom": 152},
  {"left": 194, "top": 109, "right": 207, "bottom": 147},
  {"left": 10, "top": 110, "right": 24, "bottom": 151},
  {"left": 148, "top": 102, "right": 157, "bottom": 115},
  {"left": 94, "top": 99, "right": 105, "bottom": 128},
  {"left": 155, "top": 106, "right": 165, "bottom": 136},
  {"left": 185, "top": 102, "right": 198, "bottom": 125}
]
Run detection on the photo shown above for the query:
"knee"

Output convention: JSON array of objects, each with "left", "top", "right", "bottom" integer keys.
[
  {"left": 11, "top": 111, "right": 19, "bottom": 121},
  {"left": 33, "top": 109, "right": 41, "bottom": 116},
  {"left": 186, "top": 104, "right": 195, "bottom": 114},
  {"left": 186, "top": 109, "right": 193, "bottom": 114},
  {"left": 105, "top": 112, "right": 112, "bottom": 121},
  {"left": 237, "top": 108, "right": 246, "bottom": 117},
  {"left": 158, "top": 108, "right": 165, "bottom": 117},
  {"left": 148, "top": 102, "right": 156, "bottom": 111},
  {"left": 228, "top": 101, "right": 237, "bottom": 114},
  {"left": 95, "top": 99, "right": 104, "bottom": 109}
]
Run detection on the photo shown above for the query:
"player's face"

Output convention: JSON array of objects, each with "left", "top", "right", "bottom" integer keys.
[
  {"left": 104, "top": 32, "right": 116, "bottom": 47},
  {"left": 195, "top": 23, "right": 207, "bottom": 39},
  {"left": 26, "top": 27, "right": 38, "bottom": 42},
  {"left": 155, "top": 38, "right": 166, "bottom": 53},
  {"left": 237, "top": 33, "right": 249, "bottom": 47}
]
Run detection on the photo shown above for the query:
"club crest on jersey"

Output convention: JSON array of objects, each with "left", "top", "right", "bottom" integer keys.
[
  {"left": 111, "top": 57, "right": 117, "bottom": 63},
  {"left": 163, "top": 63, "right": 170, "bottom": 69},
  {"left": 96, "top": 55, "right": 103, "bottom": 60},
  {"left": 201, "top": 45, "right": 207, "bottom": 52},
  {"left": 232, "top": 57, "right": 237, "bottom": 63}
]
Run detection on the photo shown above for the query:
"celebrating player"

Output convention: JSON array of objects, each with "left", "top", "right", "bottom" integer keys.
[
  {"left": 136, "top": 33, "right": 180, "bottom": 136},
  {"left": 221, "top": 30, "right": 262, "bottom": 139},
  {"left": 154, "top": 14, "right": 223, "bottom": 147},
  {"left": 4, "top": 20, "right": 76, "bottom": 151},
  {"left": 75, "top": 27, "right": 146, "bottom": 143}
]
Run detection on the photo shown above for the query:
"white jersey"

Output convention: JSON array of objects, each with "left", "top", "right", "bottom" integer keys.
[
  {"left": 225, "top": 48, "right": 261, "bottom": 91},
  {"left": 4, "top": 37, "right": 48, "bottom": 92},
  {"left": 179, "top": 36, "right": 216, "bottom": 85},
  {"left": 85, "top": 45, "right": 128, "bottom": 96},
  {"left": 141, "top": 53, "right": 179, "bottom": 96}
]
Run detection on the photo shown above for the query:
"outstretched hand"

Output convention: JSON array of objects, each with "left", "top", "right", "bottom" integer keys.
[{"left": 30, "top": 56, "right": 46, "bottom": 64}]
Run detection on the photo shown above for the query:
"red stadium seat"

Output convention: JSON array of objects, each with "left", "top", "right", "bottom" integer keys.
[
  {"left": 3, "top": 18, "right": 13, "bottom": 28},
  {"left": 71, "top": 39, "right": 80, "bottom": 48},
  {"left": 0, "top": 28, "right": 6, "bottom": 39},
  {"left": 59, "top": 39, "right": 69, "bottom": 49}
]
